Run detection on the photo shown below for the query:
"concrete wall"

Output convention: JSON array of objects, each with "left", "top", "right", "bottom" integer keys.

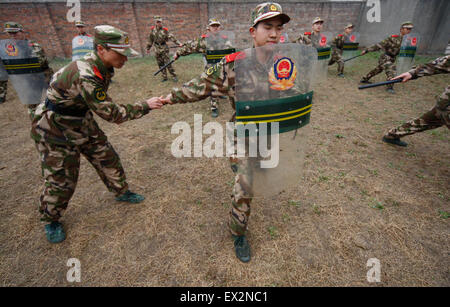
[
  {"left": 0, "top": 0, "right": 448, "bottom": 58},
  {"left": 358, "top": 0, "right": 450, "bottom": 54}
]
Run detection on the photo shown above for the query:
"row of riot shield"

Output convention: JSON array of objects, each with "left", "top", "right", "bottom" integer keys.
[
  {"left": 0, "top": 39, "right": 48, "bottom": 105},
  {"left": 233, "top": 43, "right": 317, "bottom": 197},
  {"left": 205, "top": 31, "right": 236, "bottom": 65}
]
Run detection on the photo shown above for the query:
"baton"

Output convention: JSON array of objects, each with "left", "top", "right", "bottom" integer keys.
[
  {"left": 358, "top": 79, "right": 402, "bottom": 90},
  {"left": 154, "top": 59, "right": 176, "bottom": 76},
  {"left": 343, "top": 53, "right": 364, "bottom": 62}
]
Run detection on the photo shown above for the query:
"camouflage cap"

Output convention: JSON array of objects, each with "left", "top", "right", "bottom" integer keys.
[
  {"left": 94, "top": 25, "right": 139, "bottom": 57},
  {"left": 345, "top": 23, "right": 354, "bottom": 29},
  {"left": 401, "top": 21, "right": 414, "bottom": 29},
  {"left": 208, "top": 18, "right": 221, "bottom": 26},
  {"left": 154, "top": 16, "right": 162, "bottom": 22},
  {"left": 312, "top": 17, "right": 324, "bottom": 25},
  {"left": 4, "top": 22, "right": 23, "bottom": 33},
  {"left": 75, "top": 21, "right": 86, "bottom": 27},
  {"left": 251, "top": 2, "right": 290, "bottom": 27}
]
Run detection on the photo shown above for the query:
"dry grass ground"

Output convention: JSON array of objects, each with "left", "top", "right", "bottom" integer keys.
[{"left": 0, "top": 52, "right": 448, "bottom": 286}]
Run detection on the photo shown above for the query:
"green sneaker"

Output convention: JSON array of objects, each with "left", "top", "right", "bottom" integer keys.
[
  {"left": 338, "top": 73, "right": 344, "bottom": 78},
  {"left": 211, "top": 109, "right": 219, "bottom": 118},
  {"left": 382, "top": 136, "right": 408, "bottom": 147},
  {"left": 115, "top": 191, "right": 145, "bottom": 203},
  {"left": 232, "top": 235, "right": 251, "bottom": 263},
  {"left": 45, "top": 221, "right": 66, "bottom": 243},
  {"left": 360, "top": 78, "right": 371, "bottom": 84}
]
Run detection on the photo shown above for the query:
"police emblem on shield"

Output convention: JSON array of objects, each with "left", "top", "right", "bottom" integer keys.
[
  {"left": 78, "top": 38, "right": 85, "bottom": 45},
  {"left": 319, "top": 35, "right": 327, "bottom": 47},
  {"left": 269, "top": 57, "right": 297, "bottom": 91},
  {"left": 6, "top": 43, "right": 18, "bottom": 57}
]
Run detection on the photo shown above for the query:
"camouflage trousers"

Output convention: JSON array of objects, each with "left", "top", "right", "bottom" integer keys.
[
  {"left": 362, "top": 54, "right": 396, "bottom": 89},
  {"left": 156, "top": 50, "right": 176, "bottom": 80},
  {"left": 0, "top": 80, "right": 7, "bottom": 103},
  {"left": 328, "top": 49, "right": 344, "bottom": 74},
  {"left": 32, "top": 122, "right": 129, "bottom": 222},
  {"left": 229, "top": 156, "right": 254, "bottom": 236},
  {"left": 385, "top": 85, "right": 450, "bottom": 139}
]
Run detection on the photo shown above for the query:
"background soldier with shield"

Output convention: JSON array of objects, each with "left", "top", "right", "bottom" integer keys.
[
  {"left": 174, "top": 18, "right": 235, "bottom": 117},
  {"left": 159, "top": 3, "right": 316, "bottom": 263},
  {"left": 328, "top": 23, "right": 357, "bottom": 77},
  {"left": 360, "top": 22, "right": 414, "bottom": 94},
  {"left": 0, "top": 22, "right": 54, "bottom": 119},
  {"left": 0, "top": 60, "right": 7, "bottom": 104},
  {"left": 72, "top": 21, "right": 94, "bottom": 61},
  {"left": 396, "top": 30, "right": 420, "bottom": 74}
]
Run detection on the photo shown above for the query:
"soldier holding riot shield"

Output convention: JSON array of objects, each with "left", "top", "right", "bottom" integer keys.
[
  {"left": 72, "top": 21, "right": 94, "bottom": 61},
  {"left": 174, "top": 18, "right": 236, "bottom": 117},
  {"left": 159, "top": 3, "right": 317, "bottom": 263},
  {"left": 396, "top": 32, "right": 420, "bottom": 74},
  {"left": 0, "top": 22, "right": 54, "bottom": 119},
  {"left": 360, "top": 21, "right": 414, "bottom": 93},
  {"left": 294, "top": 17, "right": 331, "bottom": 81}
]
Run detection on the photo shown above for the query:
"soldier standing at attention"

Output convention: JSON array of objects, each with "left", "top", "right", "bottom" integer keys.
[
  {"left": 75, "top": 21, "right": 91, "bottom": 36},
  {"left": 158, "top": 2, "right": 293, "bottom": 263},
  {"left": 31, "top": 25, "right": 164, "bottom": 243},
  {"left": 382, "top": 55, "right": 449, "bottom": 147},
  {"left": 173, "top": 18, "right": 234, "bottom": 118},
  {"left": 0, "top": 22, "right": 53, "bottom": 113},
  {"left": 328, "top": 23, "right": 354, "bottom": 77},
  {"left": 294, "top": 17, "right": 324, "bottom": 47},
  {"left": 146, "top": 16, "right": 183, "bottom": 82},
  {"left": 360, "top": 22, "right": 414, "bottom": 93}
]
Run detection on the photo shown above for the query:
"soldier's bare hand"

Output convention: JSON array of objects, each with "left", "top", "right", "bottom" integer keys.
[
  {"left": 173, "top": 54, "right": 179, "bottom": 60},
  {"left": 146, "top": 96, "right": 164, "bottom": 109},
  {"left": 179, "top": 44, "right": 183, "bottom": 47},
  {"left": 361, "top": 50, "right": 367, "bottom": 55},
  {"left": 160, "top": 94, "right": 173, "bottom": 105},
  {"left": 392, "top": 72, "right": 412, "bottom": 83}
]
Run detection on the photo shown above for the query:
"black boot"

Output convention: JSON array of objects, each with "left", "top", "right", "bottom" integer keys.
[
  {"left": 232, "top": 235, "right": 251, "bottom": 263},
  {"left": 382, "top": 136, "right": 407, "bottom": 147}
]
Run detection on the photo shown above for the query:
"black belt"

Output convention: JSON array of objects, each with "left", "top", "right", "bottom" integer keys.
[{"left": 45, "top": 98, "right": 89, "bottom": 117}]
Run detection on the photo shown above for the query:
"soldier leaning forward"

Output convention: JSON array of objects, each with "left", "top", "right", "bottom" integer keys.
[
  {"left": 0, "top": 22, "right": 53, "bottom": 114},
  {"left": 31, "top": 25, "right": 164, "bottom": 243},
  {"left": 159, "top": 2, "right": 294, "bottom": 263},
  {"left": 382, "top": 55, "right": 449, "bottom": 147},
  {"left": 360, "top": 21, "right": 414, "bottom": 93},
  {"left": 174, "top": 18, "right": 234, "bottom": 118},
  {"left": 146, "top": 16, "right": 182, "bottom": 82}
]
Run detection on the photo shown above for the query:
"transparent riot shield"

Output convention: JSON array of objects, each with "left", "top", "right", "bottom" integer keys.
[
  {"left": 279, "top": 33, "right": 289, "bottom": 44},
  {"left": 72, "top": 35, "right": 94, "bottom": 61},
  {"left": 397, "top": 33, "right": 420, "bottom": 74},
  {"left": 343, "top": 32, "right": 360, "bottom": 61},
  {"left": 234, "top": 43, "right": 317, "bottom": 197},
  {"left": 0, "top": 61, "right": 8, "bottom": 81},
  {"left": 205, "top": 31, "right": 236, "bottom": 65},
  {"left": 314, "top": 32, "right": 331, "bottom": 81},
  {"left": 0, "top": 39, "right": 48, "bottom": 105}
]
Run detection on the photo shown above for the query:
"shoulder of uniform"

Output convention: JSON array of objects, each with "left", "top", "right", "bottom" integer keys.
[
  {"left": 391, "top": 34, "right": 399, "bottom": 38},
  {"left": 338, "top": 34, "right": 343, "bottom": 37},
  {"left": 151, "top": 26, "right": 155, "bottom": 30},
  {"left": 163, "top": 27, "right": 169, "bottom": 31},
  {"left": 201, "top": 34, "right": 207, "bottom": 38},
  {"left": 225, "top": 51, "right": 245, "bottom": 64},
  {"left": 86, "top": 34, "right": 92, "bottom": 37},
  {"left": 91, "top": 65, "right": 104, "bottom": 81},
  {"left": 304, "top": 32, "right": 311, "bottom": 35}
]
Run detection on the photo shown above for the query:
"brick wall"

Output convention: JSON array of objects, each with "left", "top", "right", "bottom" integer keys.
[{"left": 0, "top": 1, "right": 364, "bottom": 58}]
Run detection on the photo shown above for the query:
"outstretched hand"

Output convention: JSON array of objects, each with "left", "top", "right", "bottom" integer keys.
[
  {"left": 391, "top": 72, "right": 412, "bottom": 83},
  {"left": 146, "top": 96, "right": 164, "bottom": 109},
  {"left": 160, "top": 94, "right": 173, "bottom": 105}
]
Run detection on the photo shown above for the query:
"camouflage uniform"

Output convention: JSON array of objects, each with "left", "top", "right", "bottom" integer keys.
[
  {"left": 146, "top": 18, "right": 181, "bottom": 81},
  {"left": 360, "top": 34, "right": 403, "bottom": 89},
  {"left": 31, "top": 26, "right": 149, "bottom": 222},
  {"left": 384, "top": 55, "right": 449, "bottom": 140},
  {"left": 0, "top": 80, "right": 6, "bottom": 103},
  {"left": 294, "top": 32, "right": 322, "bottom": 48},
  {"left": 328, "top": 33, "right": 346, "bottom": 74},
  {"left": 175, "top": 27, "right": 233, "bottom": 112}
]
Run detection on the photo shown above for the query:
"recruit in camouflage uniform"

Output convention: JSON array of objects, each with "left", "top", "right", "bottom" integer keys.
[
  {"left": 160, "top": 2, "right": 292, "bottom": 263},
  {"left": 31, "top": 25, "right": 163, "bottom": 243},
  {"left": 382, "top": 55, "right": 449, "bottom": 147},
  {"left": 174, "top": 18, "right": 234, "bottom": 117},
  {"left": 146, "top": 16, "right": 182, "bottom": 81},
  {"left": 328, "top": 23, "right": 354, "bottom": 77},
  {"left": 360, "top": 21, "right": 414, "bottom": 93},
  {"left": 0, "top": 22, "right": 53, "bottom": 112},
  {"left": 294, "top": 17, "right": 325, "bottom": 48}
]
